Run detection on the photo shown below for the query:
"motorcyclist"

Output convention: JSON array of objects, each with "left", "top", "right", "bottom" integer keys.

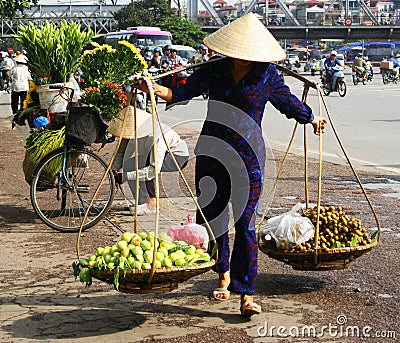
[
  {"left": 191, "top": 44, "right": 209, "bottom": 64},
  {"left": 309, "top": 58, "right": 316, "bottom": 75},
  {"left": 169, "top": 48, "right": 184, "bottom": 68},
  {"left": 324, "top": 50, "right": 342, "bottom": 90},
  {"left": 160, "top": 44, "right": 172, "bottom": 69},
  {"left": 353, "top": 54, "right": 368, "bottom": 79},
  {"left": 364, "top": 56, "right": 373, "bottom": 79},
  {"left": 142, "top": 46, "right": 153, "bottom": 64},
  {"left": 148, "top": 47, "right": 162, "bottom": 69},
  {"left": 0, "top": 53, "right": 14, "bottom": 90},
  {"left": 387, "top": 52, "right": 400, "bottom": 78}
]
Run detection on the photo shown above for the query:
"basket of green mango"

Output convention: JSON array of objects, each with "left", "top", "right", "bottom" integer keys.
[{"left": 73, "top": 230, "right": 215, "bottom": 294}]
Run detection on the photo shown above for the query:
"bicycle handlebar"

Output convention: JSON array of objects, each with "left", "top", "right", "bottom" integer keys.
[{"left": 48, "top": 83, "right": 75, "bottom": 102}]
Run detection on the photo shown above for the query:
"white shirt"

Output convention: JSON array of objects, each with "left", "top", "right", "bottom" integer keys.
[
  {"left": 10, "top": 64, "right": 31, "bottom": 92},
  {"left": 1, "top": 57, "right": 15, "bottom": 70},
  {"left": 125, "top": 124, "right": 189, "bottom": 181}
]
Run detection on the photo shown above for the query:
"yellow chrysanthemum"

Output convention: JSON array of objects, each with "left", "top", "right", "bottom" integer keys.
[
  {"left": 138, "top": 55, "right": 148, "bottom": 70},
  {"left": 80, "top": 50, "right": 93, "bottom": 63},
  {"left": 118, "top": 40, "right": 140, "bottom": 54}
]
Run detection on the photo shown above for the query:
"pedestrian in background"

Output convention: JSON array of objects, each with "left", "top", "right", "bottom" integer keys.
[{"left": 10, "top": 54, "right": 31, "bottom": 114}]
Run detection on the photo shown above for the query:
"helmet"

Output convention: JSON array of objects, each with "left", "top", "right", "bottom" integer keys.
[
  {"left": 389, "top": 52, "right": 394, "bottom": 57},
  {"left": 199, "top": 44, "right": 207, "bottom": 50},
  {"left": 330, "top": 50, "right": 337, "bottom": 56},
  {"left": 363, "top": 55, "right": 369, "bottom": 61},
  {"left": 16, "top": 50, "right": 21, "bottom": 55},
  {"left": 153, "top": 47, "right": 161, "bottom": 53},
  {"left": 144, "top": 46, "right": 151, "bottom": 52},
  {"left": 163, "top": 44, "right": 171, "bottom": 53},
  {"left": 137, "top": 45, "right": 144, "bottom": 50}
]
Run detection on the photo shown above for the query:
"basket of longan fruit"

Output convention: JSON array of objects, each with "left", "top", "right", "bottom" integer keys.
[
  {"left": 258, "top": 205, "right": 379, "bottom": 271},
  {"left": 256, "top": 83, "right": 381, "bottom": 271}
]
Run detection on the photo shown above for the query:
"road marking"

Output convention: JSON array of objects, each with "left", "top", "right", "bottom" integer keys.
[{"left": 267, "top": 139, "right": 400, "bottom": 175}]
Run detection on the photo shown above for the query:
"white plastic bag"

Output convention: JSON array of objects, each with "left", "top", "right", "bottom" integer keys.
[{"left": 259, "top": 203, "right": 315, "bottom": 250}]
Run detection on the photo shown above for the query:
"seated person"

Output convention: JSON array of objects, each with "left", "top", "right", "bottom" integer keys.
[
  {"left": 324, "top": 50, "right": 342, "bottom": 88},
  {"left": 387, "top": 52, "right": 400, "bottom": 78},
  {"left": 353, "top": 54, "right": 367, "bottom": 76}
]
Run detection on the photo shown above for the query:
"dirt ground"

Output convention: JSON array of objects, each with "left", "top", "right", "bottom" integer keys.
[{"left": 0, "top": 95, "right": 399, "bottom": 342}]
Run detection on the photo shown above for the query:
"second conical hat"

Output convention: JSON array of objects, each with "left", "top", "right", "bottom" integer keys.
[{"left": 203, "top": 13, "right": 286, "bottom": 63}]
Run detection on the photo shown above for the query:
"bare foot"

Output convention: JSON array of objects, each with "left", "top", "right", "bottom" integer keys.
[{"left": 147, "top": 197, "right": 156, "bottom": 210}]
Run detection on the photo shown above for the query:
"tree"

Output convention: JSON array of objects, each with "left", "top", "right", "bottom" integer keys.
[
  {"left": 0, "top": 0, "right": 38, "bottom": 19},
  {"left": 114, "top": 0, "right": 173, "bottom": 28},
  {"left": 160, "top": 16, "right": 207, "bottom": 48},
  {"left": 113, "top": 0, "right": 207, "bottom": 48}
]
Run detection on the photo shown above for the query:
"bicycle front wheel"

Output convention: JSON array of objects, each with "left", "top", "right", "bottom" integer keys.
[{"left": 30, "top": 147, "right": 115, "bottom": 232}]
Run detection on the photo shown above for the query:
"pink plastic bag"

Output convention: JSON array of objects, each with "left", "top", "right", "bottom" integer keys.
[{"left": 168, "top": 214, "right": 209, "bottom": 250}]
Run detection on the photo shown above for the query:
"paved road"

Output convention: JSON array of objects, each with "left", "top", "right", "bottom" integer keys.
[{"left": 156, "top": 69, "right": 399, "bottom": 176}]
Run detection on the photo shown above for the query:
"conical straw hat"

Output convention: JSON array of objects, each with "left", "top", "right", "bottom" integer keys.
[
  {"left": 108, "top": 106, "right": 151, "bottom": 139},
  {"left": 13, "top": 54, "right": 28, "bottom": 63},
  {"left": 203, "top": 13, "right": 286, "bottom": 63}
]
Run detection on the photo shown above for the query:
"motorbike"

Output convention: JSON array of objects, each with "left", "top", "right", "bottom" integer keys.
[
  {"left": 380, "top": 68, "right": 399, "bottom": 84},
  {"left": 321, "top": 65, "right": 346, "bottom": 97},
  {"left": 122, "top": 79, "right": 146, "bottom": 111},
  {"left": 352, "top": 66, "right": 368, "bottom": 85}
]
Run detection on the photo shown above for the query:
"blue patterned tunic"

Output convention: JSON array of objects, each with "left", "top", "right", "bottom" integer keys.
[{"left": 170, "top": 57, "right": 314, "bottom": 294}]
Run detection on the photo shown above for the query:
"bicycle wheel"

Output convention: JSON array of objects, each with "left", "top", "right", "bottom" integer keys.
[{"left": 30, "top": 147, "right": 115, "bottom": 232}]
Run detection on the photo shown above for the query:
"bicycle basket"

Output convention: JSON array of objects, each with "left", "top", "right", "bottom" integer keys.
[{"left": 65, "top": 104, "right": 108, "bottom": 146}]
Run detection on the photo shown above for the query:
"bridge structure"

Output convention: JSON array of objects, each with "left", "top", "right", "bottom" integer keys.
[
  {"left": 0, "top": 2, "right": 400, "bottom": 40},
  {"left": 0, "top": 4, "right": 119, "bottom": 37}
]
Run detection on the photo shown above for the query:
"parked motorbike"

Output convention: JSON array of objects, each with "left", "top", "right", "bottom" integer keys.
[
  {"left": 352, "top": 67, "right": 368, "bottom": 85},
  {"left": 122, "top": 79, "right": 146, "bottom": 111},
  {"left": 321, "top": 65, "right": 346, "bottom": 97},
  {"left": 0, "top": 68, "right": 11, "bottom": 93},
  {"left": 380, "top": 68, "right": 399, "bottom": 84}
]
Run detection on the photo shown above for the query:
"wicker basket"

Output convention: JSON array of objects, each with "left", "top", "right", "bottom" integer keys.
[
  {"left": 256, "top": 74, "right": 381, "bottom": 272},
  {"left": 89, "top": 260, "right": 216, "bottom": 294},
  {"left": 258, "top": 239, "right": 378, "bottom": 271}
]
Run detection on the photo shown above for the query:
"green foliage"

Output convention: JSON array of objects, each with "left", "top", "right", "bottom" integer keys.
[
  {"left": 0, "top": 0, "right": 37, "bottom": 19},
  {"left": 13, "top": 21, "right": 94, "bottom": 84},
  {"left": 160, "top": 15, "right": 207, "bottom": 48},
  {"left": 114, "top": 0, "right": 173, "bottom": 28},
  {"left": 113, "top": 0, "right": 206, "bottom": 48}
]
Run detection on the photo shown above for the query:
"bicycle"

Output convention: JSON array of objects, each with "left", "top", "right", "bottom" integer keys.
[{"left": 30, "top": 84, "right": 116, "bottom": 232}]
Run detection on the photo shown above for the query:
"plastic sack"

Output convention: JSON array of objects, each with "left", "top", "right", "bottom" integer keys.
[
  {"left": 259, "top": 203, "right": 315, "bottom": 250},
  {"left": 168, "top": 214, "right": 209, "bottom": 250}
]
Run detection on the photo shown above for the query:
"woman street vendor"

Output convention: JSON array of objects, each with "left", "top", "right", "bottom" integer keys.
[{"left": 137, "top": 13, "right": 327, "bottom": 316}]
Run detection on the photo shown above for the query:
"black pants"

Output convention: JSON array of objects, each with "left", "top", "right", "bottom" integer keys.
[{"left": 11, "top": 91, "right": 27, "bottom": 114}]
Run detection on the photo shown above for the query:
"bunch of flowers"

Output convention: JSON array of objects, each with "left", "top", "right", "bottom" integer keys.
[
  {"left": 79, "top": 41, "right": 148, "bottom": 88},
  {"left": 80, "top": 81, "right": 128, "bottom": 121}
]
